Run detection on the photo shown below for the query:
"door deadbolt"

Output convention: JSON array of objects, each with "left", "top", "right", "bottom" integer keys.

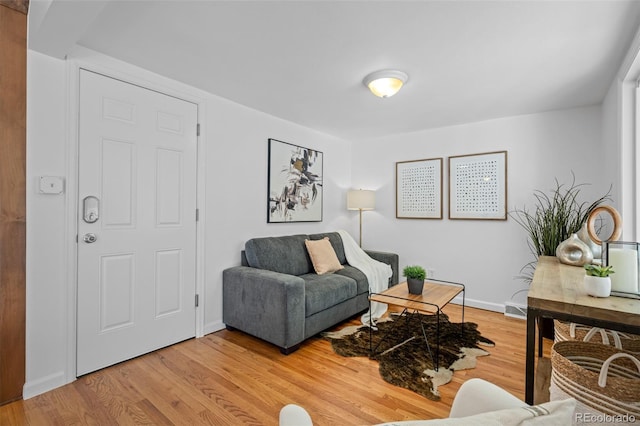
[
  {"left": 83, "top": 233, "right": 97, "bottom": 243},
  {"left": 83, "top": 196, "right": 100, "bottom": 223}
]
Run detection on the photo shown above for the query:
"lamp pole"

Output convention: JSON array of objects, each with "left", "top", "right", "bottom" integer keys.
[
  {"left": 358, "top": 208, "right": 363, "bottom": 247},
  {"left": 347, "top": 189, "right": 375, "bottom": 248}
]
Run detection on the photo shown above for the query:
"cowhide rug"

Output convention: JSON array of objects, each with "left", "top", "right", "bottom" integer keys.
[{"left": 323, "top": 312, "right": 494, "bottom": 400}]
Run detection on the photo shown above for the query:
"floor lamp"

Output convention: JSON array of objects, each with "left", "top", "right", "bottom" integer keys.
[{"left": 347, "top": 189, "right": 375, "bottom": 247}]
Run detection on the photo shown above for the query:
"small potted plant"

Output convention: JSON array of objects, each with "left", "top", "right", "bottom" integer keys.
[
  {"left": 584, "top": 264, "right": 615, "bottom": 297},
  {"left": 403, "top": 265, "right": 427, "bottom": 295}
]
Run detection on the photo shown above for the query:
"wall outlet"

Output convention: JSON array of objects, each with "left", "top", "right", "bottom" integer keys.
[{"left": 427, "top": 268, "right": 436, "bottom": 278}]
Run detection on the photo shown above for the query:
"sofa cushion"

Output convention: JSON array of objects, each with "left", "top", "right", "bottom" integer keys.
[
  {"left": 308, "top": 232, "right": 347, "bottom": 265},
  {"left": 301, "top": 273, "right": 357, "bottom": 316},
  {"left": 305, "top": 237, "right": 344, "bottom": 275},
  {"left": 335, "top": 265, "right": 369, "bottom": 295},
  {"left": 245, "top": 234, "right": 312, "bottom": 276}
]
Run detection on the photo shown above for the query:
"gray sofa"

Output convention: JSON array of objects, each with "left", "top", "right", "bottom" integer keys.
[{"left": 222, "top": 232, "right": 399, "bottom": 354}]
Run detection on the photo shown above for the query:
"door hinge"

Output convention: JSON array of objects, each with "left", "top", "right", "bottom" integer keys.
[
  {"left": 195, "top": 294, "right": 199, "bottom": 307},
  {"left": 196, "top": 123, "right": 200, "bottom": 136},
  {"left": 196, "top": 208, "right": 199, "bottom": 221}
]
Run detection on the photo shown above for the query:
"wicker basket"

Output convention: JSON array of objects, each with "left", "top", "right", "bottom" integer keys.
[
  {"left": 550, "top": 341, "right": 640, "bottom": 424},
  {"left": 554, "top": 320, "right": 640, "bottom": 354}
]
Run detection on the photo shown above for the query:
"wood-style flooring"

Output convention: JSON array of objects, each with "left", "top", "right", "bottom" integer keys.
[{"left": 1, "top": 305, "right": 533, "bottom": 425}]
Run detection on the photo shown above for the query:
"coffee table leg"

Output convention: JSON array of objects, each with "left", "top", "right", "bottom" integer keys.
[
  {"left": 436, "top": 309, "right": 440, "bottom": 371},
  {"left": 369, "top": 297, "right": 372, "bottom": 356},
  {"left": 371, "top": 307, "right": 405, "bottom": 357},
  {"left": 461, "top": 287, "right": 465, "bottom": 336},
  {"left": 417, "top": 312, "right": 436, "bottom": 372}
]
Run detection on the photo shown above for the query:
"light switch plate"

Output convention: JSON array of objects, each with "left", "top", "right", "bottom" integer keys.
[{"left": 39, "top": 176, "right": 64, "bottom": 194}]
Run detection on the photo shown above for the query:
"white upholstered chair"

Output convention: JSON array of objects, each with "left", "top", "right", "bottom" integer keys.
[{"left": 279, "top": 378, "right": 575, "bottom": 426}]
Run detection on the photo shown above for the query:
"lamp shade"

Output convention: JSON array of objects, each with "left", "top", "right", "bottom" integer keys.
[
  {"left": 363, "top": 70, "right": 408, "bottom": 98},
  {"left": 347, "top": 190, "right": 375, "bottom": 211}
]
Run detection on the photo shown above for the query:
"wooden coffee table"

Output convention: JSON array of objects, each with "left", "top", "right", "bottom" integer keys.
[{"left": 369, "top": 279, "right": 465, "bottom": 371}]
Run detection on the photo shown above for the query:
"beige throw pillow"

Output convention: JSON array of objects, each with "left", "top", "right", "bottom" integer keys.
[{"left": 305, "top": 237, "right": 344, "bottom": 275}]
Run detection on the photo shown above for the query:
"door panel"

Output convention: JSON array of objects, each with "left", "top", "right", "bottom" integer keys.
[
  {"left": 100, "top": 253, "right": 135, "bottom": 332},
  {"left": 102, "top": 139, "right": 135, "bottom": 227},
  {"left": 155, "top": 249, "right": 182, "bottom": 317},
  {"left": 77, "top": 70, "right": 197, "bottom": 376},
  {"left": 156, "top": 148, "right": 182, "bottom": 226}
]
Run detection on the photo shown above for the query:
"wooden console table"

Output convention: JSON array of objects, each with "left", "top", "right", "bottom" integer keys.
[{"left": 525, "top": 256, "right": 640, "bottom": 404}]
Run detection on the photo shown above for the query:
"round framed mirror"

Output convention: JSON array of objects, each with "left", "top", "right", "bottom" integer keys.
[{"left": 586, "top": 205, "right": 622, "bottom": 244}]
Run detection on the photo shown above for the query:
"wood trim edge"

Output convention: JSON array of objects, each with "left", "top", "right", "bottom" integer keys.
[{"left": 0, "top": 0, "right": 29, "bottom": 15}]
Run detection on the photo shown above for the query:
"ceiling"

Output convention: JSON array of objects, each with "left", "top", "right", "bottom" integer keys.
[{"left": 29, "top": 0, "right": 640, "bottom": 141}]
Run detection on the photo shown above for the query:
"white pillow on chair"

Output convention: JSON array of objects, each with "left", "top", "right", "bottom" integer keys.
[
  {"left": 374, "top": 398, "right": 576, "bottom": 425},
  {"left": 279, "top": 404, "right": 313, "bottom": 426},
  {"left": 449, "top": 378, "right": 526, "bottom": 417}
]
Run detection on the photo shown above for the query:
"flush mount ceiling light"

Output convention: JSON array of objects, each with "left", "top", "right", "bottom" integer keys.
[{"left": 363, "top": 69, "right": 408, "bottom": 98}]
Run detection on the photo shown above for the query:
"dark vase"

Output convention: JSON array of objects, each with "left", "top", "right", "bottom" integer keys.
[{"left": 407, "top": 278, "right": 424, "bottom": 295}]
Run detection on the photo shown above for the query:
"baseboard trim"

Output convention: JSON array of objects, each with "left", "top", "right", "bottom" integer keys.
[
  {"left": 204, "top": 320, "right": 225, "bottom": 336},
  {"left": 23, "top": 371, "right": 68, "bottom": 399},
  {"left": 450, "top": 296, "right": 504, "bottom": 313}
]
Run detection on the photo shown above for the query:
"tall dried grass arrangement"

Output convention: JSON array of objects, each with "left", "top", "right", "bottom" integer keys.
[{"left": 510, "top": 173, "right": 611, "bottom": 282}]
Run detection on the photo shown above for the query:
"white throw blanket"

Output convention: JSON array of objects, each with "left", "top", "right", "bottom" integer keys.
[{"left": 337, "top": 230, "right": 392, "bottom": 326}]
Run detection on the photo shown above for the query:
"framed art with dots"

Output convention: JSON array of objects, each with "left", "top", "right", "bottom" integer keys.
[
  {"left": 448, "top": 151, "right": 507, "bottom": 220},
  {"left": 396, "top": 157, "right": 443, "bottom": 219}
]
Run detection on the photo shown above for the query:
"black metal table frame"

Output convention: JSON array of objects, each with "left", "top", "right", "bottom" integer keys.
[
  {"left": 525, "top": 306, "right": 640, "bottom": 404},
  {"left": 368, "top": 279, "right": 465, "bottom": 372}
]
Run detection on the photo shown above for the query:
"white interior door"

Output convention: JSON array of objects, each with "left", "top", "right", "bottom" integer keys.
[{"left": 77, "top": 70, "right": 198, "bottom": 376}]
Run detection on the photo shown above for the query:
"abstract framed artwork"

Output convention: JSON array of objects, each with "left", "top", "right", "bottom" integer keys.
[
  {"left": 267, "top": 138, "right": 323, "bottom": 223},
  {"left": 448, "top": 151, "right": 507, "bottom": 220},
  {"left": 396, "top": 157, "right": 443, "bottom": 219}
]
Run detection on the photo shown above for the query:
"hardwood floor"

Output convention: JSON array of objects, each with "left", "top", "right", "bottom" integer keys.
[{"left": 1, "top": 305, "right": 531, "bottom": 425}]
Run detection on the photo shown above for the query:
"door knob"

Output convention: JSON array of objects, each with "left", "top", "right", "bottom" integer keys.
[{"left": 83, "top": 233, "right": 97, "bottom": 243}]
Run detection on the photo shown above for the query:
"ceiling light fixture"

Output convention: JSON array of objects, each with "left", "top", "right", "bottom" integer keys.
[{"left": 363, "top": 69, "right": 408, "bottom": 98}]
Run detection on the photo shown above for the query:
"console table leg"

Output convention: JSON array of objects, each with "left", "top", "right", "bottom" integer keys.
[{"left": 525, "top": 309, "right": 537, "bottom": 404}]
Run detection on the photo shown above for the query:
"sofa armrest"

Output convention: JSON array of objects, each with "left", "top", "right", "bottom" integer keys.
[
  {"left": 223, "top": 266, "right": 306, "bottom": 350},
  {"left": 365, "top": 250, "right": 399, "bottom": 286}
]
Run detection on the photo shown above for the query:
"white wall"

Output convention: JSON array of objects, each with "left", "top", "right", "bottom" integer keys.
[
  {"left": 202, "top": 96, "right": 354, "bottom": 332},
  {"left": 26, "top": 50, "right": 70, "bottom": 396},
  {"left": 603, "top": 78, "right": 638, "bottom": 241},
  {"left": 602, "top": 32, "right": 640, "bottom": 241},
  {"left": 25, "top": 48, "right": 354, "bottom": 397},
  {"left": 602, "top": 78, "right": 622, "bottom": 217},
  {"left": 23, "top": 50, "right": 620, "bottom": 399},
  {"left": 351, "top": 106, "right": 610, "bottom": 310}
]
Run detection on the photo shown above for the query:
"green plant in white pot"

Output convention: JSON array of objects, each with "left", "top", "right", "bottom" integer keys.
[
  {"left": 584, "top": 264, "right": 615, "bottom": 298},
  {"left": 403, "top": 265, "right": 426, "bottom": 295}
]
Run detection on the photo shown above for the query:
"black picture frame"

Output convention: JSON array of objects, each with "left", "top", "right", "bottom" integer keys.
[{"left": 267, "top": 138, "right": 323, "bottom": 223}]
